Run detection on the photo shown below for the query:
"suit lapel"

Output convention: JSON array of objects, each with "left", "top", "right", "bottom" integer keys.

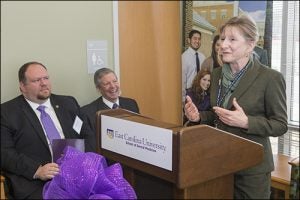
[
  {"left": 21, "top": 99, "right": 49, "bottom": 149},
  {"left": 50, "top": 95, "right": 71, "bottom": 138},
  {"left": 227, "top": 61, "right": 261, "bottom": 109},
  {"left": 211, "top": 68, "right": 222, "bottom": 107},
  {"left": 119, "top": 97, "right": 125, "bottom": 109},
  {"left": 98, "top": 97, "right": 111, "bottom": 110}
]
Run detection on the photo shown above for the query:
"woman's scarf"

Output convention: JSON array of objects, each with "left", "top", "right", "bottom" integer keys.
[{"left": 220, "top": 58, "right": 252, "bottom": 107}]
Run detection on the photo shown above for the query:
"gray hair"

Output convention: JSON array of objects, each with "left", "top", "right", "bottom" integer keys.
[
  {"left": 94, "top": 68, "right": 117, "bottom": 88},
  {"left": 220, "top": 14, "right": 259, "bottom": 44}
]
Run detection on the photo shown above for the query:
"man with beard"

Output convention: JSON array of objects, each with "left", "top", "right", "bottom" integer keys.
[
  {"left": 182, "top": 30, "right": 206, "bottom": 104},
  {"left": 1, "top": 61, "right": 93, "bottom": 199},
  {"left": 81, "top": 68, "right": 139, "bottom": 152}
]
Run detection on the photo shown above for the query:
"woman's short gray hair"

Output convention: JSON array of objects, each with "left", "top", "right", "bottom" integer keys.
[{"left": 220, "top": 14, "right": 259, "bottom": 44}]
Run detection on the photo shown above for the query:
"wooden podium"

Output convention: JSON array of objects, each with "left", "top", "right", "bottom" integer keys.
[{"left": 96, "top": 109, "right": 263, "bottom": 199}]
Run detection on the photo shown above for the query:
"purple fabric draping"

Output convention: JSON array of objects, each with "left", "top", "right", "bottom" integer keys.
[{"left": 43, "top": 146, "right": 136, "bottom": 199}]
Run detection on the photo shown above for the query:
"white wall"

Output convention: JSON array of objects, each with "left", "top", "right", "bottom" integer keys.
[{"left": 1, "top": 1, "right": 114, "bottom": 106}]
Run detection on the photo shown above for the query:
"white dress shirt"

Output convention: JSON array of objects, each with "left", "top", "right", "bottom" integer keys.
[
  {"left": 102, "top": 97, "right": 120, "bottom": 109},
  {"left": 181, "top": 47, "right": 206, "bottom": 102},
  {"left": 25, "top": 98, "right": 65, "bottom": 159}
]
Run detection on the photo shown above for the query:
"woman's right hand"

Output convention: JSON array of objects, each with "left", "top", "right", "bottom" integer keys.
[{"left": 184, "top": 96, "right": 200, "bottom": 122}]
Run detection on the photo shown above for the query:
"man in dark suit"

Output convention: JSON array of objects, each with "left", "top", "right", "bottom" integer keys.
[
  {"left": 1, "top": 61, "right": 92, "bottom": 199},
  {"left": 80, "top": 68, "right": 139, "bottom": 152},
  {"left": 80, "top": 68, "right": 173, "bottom": 199}
]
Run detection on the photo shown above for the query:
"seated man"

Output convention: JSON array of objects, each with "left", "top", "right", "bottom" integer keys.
[
  {"left": 81, "top": 68, "right": 172, "bottom": 199},
  {"left": 81, "top": 68, "right": 139, "bottom": 152},
  {"left": 1, "top": 61, "right": 92, "bottom": 199}
]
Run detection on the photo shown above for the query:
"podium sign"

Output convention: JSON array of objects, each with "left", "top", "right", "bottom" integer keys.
[
  {"left": 101, "top": 115, "right": 173, "bottom": 171},
  {"left": 97, "top": 109, "right": 264, "bottom": 199}
]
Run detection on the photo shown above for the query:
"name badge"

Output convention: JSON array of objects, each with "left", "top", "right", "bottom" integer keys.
[{"left": 73, "top": 116, "right": 83, "bottom": 134}]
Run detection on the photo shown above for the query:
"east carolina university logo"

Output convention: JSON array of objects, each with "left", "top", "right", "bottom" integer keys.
[{"left": 106, "top": 129, "right": 114, "bottom": 139}]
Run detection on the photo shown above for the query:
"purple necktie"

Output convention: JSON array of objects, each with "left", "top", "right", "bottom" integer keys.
[
  {"left": 37, "top": 105, "right": 61, "bottom": 144},
  {"left": 112, "top": 103, "right": 119, "bottom": 109}
]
